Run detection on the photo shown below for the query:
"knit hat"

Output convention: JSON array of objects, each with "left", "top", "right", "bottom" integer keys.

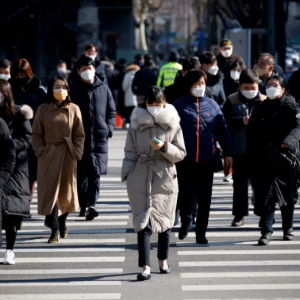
[{"left": 220, "top": 39, "right": 233, "bottom": 48}]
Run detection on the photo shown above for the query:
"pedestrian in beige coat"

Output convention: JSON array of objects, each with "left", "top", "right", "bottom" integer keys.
[
  {"left": 32, "top": 76, "right": 85, "bottom": 243},
  {"left": 121, "top": 86, "right": 186, "bottom": 281}
]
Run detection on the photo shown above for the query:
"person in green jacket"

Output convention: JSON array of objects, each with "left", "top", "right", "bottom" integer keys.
[{"left": 157, "top": 51, "right": 182, "bottom": 88}]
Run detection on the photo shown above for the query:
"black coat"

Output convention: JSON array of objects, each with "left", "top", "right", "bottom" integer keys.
[
  {"left": 223, "top": 77, "right": 239, "bottom": 98},
  {"left": 247, "top": 94, "right": 300, "bottom": 210},
  {"left": 9, "top": 75, "right": 46, "bottom": 182},
  {"left": 207, "top": 70, "right": 226, "bottom": 108},
  {"left": 287, "top": 68, "right": 300, "bottom": 103},
  {"left": 0, "top": 105, "right": 32, "bottom": 219},
  {"left": 70, "top": 75, "right": 116, "bottom": 175},
  {"left": 132, "top": 68, "right": 157, "bottom": 97},
  {"left": 217, "top": 53, "right": 246, "bottom": 77},
  {"left": 0, "top": 118, "right": 16, "bottom": 246}
]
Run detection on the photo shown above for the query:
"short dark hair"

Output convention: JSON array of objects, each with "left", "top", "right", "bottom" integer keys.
[
  {"left": 199, "top": 52, "right": 217, "bottom": 65},
  {"left": 239, "top": 69, "right": 260, "bottom": 85},
  {"left": 182, "top": 57, "right": 201, "bottom": 72},
  {"left": 135, "top": 54, "right": 143, "bottom": 61},
  {"left": 144, "top": 86, "right": 165, "bottom": 105},
  {"left": 184, "top": 69, "right": 207, "bottom": 93},
  {"left": 46, "top": 76, "right": 71, "bottom": 104},
  {"left": 0, "top": 59, "right": 11, "bottom": 69},
  {"left": 144, "top": 59, "right": 153, "bottom": 68},
  {"left": 144, "top": 54, "right": 153, "bottom": 61},
  {"left": 260, "top": 53, "right": 275, "bottom": 66},
  {"left": 85, "top": 43, "right": 98, "bottom": 52},
  {"left": 265, "top": 75, "right": 285, "bottom": 88},
  {"left": 57, "top": 59, "right": 66, "bottom": 65},
  {"left": 76, "top": 56, "right": 95, "bottom": 69},
  {"left": 169, "top": 51, "right": 180, "bottom": 62}
]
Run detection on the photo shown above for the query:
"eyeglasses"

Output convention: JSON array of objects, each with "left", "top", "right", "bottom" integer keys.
[{"left": 265, "top": 83, "right": 279, "bottom": 88}]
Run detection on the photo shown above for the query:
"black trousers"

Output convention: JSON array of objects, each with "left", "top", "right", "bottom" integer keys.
[
  {"left": 137, "top": 222, "right": 170, "bottom": 267},
  {"left": 45, "top": 202, "right": 68, "bottom": 231},
  {"left": 232, "top": 155, "right": 250, "bottom": 218},
  {"left": 177, "top": 160, "right": 214, "bottom": 238}
]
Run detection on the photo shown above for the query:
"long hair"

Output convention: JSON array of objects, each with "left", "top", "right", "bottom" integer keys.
[
  {"left": 46, "top": 76, "right": 72, "bottom": 104},
  {"left": 0, "top": 79, "right": 15, "bottom": 115},
  {"left": 10, "top": 58, "right": 33, "bottom": 79}
]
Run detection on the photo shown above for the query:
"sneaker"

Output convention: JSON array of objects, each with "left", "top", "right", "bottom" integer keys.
[
  {"left": 223, "top": 174, "right": 233, "bottom": 183},
  {"left": 86, "top": 206, "right": 99, "bottom": 221},
  {"left": 4, "top": 250, "right": 15, "bottom": 265},
  {"left": 258, "top": 232, "right": 272, "bottom": 246},
  {"left": 231, "top": 216, "right": 244, "bottom": 227},
  {"left": 283, "top": 229, "right": 294, "bottom": 241},
  {"left": 178, "top": 221, "right": 192, "bottom": 240}
]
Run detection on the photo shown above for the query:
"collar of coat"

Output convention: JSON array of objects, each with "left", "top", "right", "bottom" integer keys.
[
  {"left": 130, "top": 103, "right": 180, "bottom": 131},
  {"left": 47, "top": 101, "right": 70, "bottom": 112}
]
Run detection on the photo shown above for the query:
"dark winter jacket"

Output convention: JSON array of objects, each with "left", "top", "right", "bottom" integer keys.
[
  {"left": 223, "top": 77, "right": 240, "bottom": 98},
  {"left": 287, "top": 68, "right": 300, "bottom": 103},
  {"left": 223, "top": 91, "right": 266, "bottom": 156},
  {"left": 0, "top": 105, "right": 33, "bottom": 218},
  {"left": 0, "top": 118, "right": 16, "bottom": 246},
  {"left": 247, "top": 94, "right": 300, "bottom": 209},
  {"left": 132, "top": 68, "right": 157, "bottom": 97},
  {"left": 70, "top": 75, "right": 116, "bottom": 175},
  {"left": 217, "top": 53, "right": 246, "bottom": 77},
  {"left": 173, "top": 95, "right": 232, "bottom": 162},
  {"left": 206, "top": 70, "right": 226, "bottom": 108}
]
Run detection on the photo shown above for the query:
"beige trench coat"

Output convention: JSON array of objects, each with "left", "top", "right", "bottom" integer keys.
[
  {"left": 32, "top": 102, "right": 85, "bottom": 216},
  {"left": 121, "top": 104, "right": 186, "bottom": 233}
]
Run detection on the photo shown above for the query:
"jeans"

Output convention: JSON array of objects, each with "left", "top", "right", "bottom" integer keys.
[
  {"left": 232, "top": 155, "right": 250, "bottom": 218},
  {"left": 177, "top": 160, "right": 214, "bottom": 238},
  {"left": 137, "top": 222, "right": 170, "bottom": 267},
  {"left": 45, "top": 202, "right": 69, "bottom": 231}
]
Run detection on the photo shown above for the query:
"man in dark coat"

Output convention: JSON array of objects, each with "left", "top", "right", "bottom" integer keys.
[
  {"left": 217, "top": 39, "right": 246, "bottom": 76},
  {"left": 287, "top": 67, "right": 300, "bottom": 103},
  {"left": 0, "top": 118, "right": 16, "bottom": 246},
  {"left": 70, "top": 56, "right": 116, "bottom": 220}
]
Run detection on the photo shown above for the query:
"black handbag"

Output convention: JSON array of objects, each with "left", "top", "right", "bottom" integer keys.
[{"left": 199, "top": 115, "right": 224, "bottom": 172}]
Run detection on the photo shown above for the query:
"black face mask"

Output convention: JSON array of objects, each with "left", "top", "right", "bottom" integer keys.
[{"left": 13, "top": 77, "right": 30, "bottom": 85}]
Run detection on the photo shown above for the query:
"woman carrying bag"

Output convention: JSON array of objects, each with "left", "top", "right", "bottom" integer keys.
[
  {"left": 247, "top": 75, "right": 300, "bottom": 246},
  {"left": 122, "top": 86, "right": 186, "bottom": 281},
  {"left": 32, "top": 76, "right": 85, "bottom": 243}
]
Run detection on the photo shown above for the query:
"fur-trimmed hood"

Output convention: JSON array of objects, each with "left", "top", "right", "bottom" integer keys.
[
  {"left": 124, "top": 64, "right": 140, "bottom": 73},
  {"left": 19, "top": 104, "right": 34, "bottom": 120},
  {"left": 130, "top": 103, "right": 180, "bottom": 131}
]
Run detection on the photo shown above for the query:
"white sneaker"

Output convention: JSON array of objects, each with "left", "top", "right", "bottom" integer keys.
[
  {"left": 4, "top": 250, "right": 15, "bottom": 265},
  {"left": 223, "top": 174, "right": 233, "bottom": 183}
]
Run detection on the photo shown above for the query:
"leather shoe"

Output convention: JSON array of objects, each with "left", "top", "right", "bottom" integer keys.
[
  {"left": 283, "top": 229, "right": 294, "bottom": 241},
  {"left": 86, "top": 207, "right": 99, "bottom": 221},
  {"left": 196, "top": 236, "right": 208, "bottom": 244},
  {"left": 258, "top": 232, "right": 272, "bottom": 246},
  {"left": 178, "top": 221, "right": 191, "bottom": 240},
  {"left": 231, "top": 217, "right": 244, "bottom": 227},
  {"left": 137, "top": 272, "right": 151, "bottom": 281}
]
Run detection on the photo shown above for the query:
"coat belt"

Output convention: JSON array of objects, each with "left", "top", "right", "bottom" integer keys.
[{"left": 137, "top": 154, "right": 163, "bottom": 178}]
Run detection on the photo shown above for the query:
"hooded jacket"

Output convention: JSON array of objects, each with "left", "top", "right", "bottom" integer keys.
[
  {"left": 206, "top": 70, "right": 226, "bottom": 108},
  {"left": 121, "top": 104, "right": 186, "bottom": 233},
  {"left": 122, "top": 64, "right": 140, "bottom": 107},
  {"left": 0, "top": 105, "right": 33, "bottom": 217}
]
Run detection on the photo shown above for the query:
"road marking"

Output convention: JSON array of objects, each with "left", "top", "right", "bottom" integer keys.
[
  {"left": 178, "top": 250, "right": 300, "bottom": 255},
  {"left": 23, "top": 216, "right": 129, "bottom": 220},
  {"left": 182, "top": 284, "right": 300, "bottom": 291},
  {"left": 6, "top": 238, "right": 126, "bottom": 244},
  {"left": 0, "top": 247, "right": 125, "bottom": 253},
  {"left": 0, "top": 294, "right": 121, "bottom": 299},
  {"left": 9, "top": 229, "right": 126, "bottom": 235},
  {"left": 28, "top": 209, "right": 130, "bottom": 214},
  {"left": 11, "top": 257, "right": 125, "bottom": 263},
  {"left": 0, "top": 281, "right": 121, "bottom": 287},
  {"left": 22, "top": 221, "right": 128, "bottom": 227},
  {"left": 174, "top": 231, "right": 298, "bottom": 237}
]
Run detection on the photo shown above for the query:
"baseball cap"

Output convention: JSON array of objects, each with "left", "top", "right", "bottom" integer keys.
[{"left": 220, "top": 39, "right": 233, "bottom": 48}]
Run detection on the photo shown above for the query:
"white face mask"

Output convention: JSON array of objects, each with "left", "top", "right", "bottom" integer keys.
[
  {"left": 230, "top": 71, "right": 240, "bottom": 81},
  {"left": 88, "top": 55, "right": 96, "bottom": 61},
  {"left": 80, "top": 69, "right": 95, "bottom": 81},
  {"left": 0, "top": 74, "right": 10, "bottom": 81},
  {"left": 221, "top": 48, "right": 233, "bottom": 58},
  {"left": 57, "top": 67, "right": 66, "bottom": 74},
  {"left": 147, "top": 106, "right": 163, "bottom": 117},
  {"left": 241, "top": 89, "right": 258, "bottom": 99},
  {"left": 192, "top": 86, "right": 205, "bottom": 98},
  {"left": 208, "top": 65, "right": 219, "bottom": 76},
  {"left": 266, "top": 87, "right": 281, "bottom": 99}
]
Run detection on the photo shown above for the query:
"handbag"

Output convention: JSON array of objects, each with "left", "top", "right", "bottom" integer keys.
[{"left": 199, "top": 114, "right": 224, "bottom": 173}]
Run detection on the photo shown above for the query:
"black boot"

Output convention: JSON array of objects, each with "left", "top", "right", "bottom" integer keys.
[
  {"left": 196, "top": 235, "right": 208, "bottom": 245},
  {"left": 258, "top": 232, "right": 272, "bottom": 246},
  {"left": 178, "top": 221, "right": 192, "bottom": 240}
]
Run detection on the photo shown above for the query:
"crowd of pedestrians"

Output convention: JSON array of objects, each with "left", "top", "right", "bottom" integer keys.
[{"left": 0, "top": 38, "right": 299, "bottom": 284}]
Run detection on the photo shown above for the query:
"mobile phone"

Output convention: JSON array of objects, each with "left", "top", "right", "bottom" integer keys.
[{"left": 152, "top": 138, "right": 161, "bottom": 145}]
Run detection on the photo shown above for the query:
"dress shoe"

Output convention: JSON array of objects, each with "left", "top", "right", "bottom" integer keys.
[
  {"left": 86, "top": 207, "right": 99, "bottom": 221},
  {"left": 258, "top": 232, "right": 272, "bottom": 246},
  {"left": 283, "top": 229, "right": 294, "bottom": 241},
  {"left": 48, "top": 229, "right": 59, "bottom": 243},
  {"left": 60, "top": 228, "right": 68, "bottom": 238},
  {"left": 137, "top": 272, "right": 151, "bottom": 281},
  {"left": 178, "top": 221, "right": 192, "bottom": 240},
  {"left": 231, "top": 217, "right": 244, "bottom": 227},
  {"left": 196, "top": 236, "right": 208, "bottom": 244},
  {"left": 79, "top": 208, "right": 86, "bottom": 217}
]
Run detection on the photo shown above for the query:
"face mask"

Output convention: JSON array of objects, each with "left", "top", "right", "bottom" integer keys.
[
  {"left": 255, "top": 67, "right": 267, "bottom": 77},
  {"left": 208, "top": 65, "right": 219, "bottom": 76},
  {"left": 57, "top": 67, "right": 66, "bottom": 74},
  {"left": 53, "top": 89, "right": 68, "bottom": 102},
  {"left": 241, "top": 89, "right": 258, "bottom": 99},
  {"left": 88, "top": 55, "right": 96, "bottom": 61},
  {"left": 230, "top": 71, "right": 240, "bottom": 81},
  {"left": 80, "top": 70, "right": 95, "bottom": 81},
  {"left": 192, "top": 86, "right": 205, "bottom": 98},
  {"left": 0, "top": 74, "right": 10, "bottom": 81},
  {"left": 221, "top": 48, "right": 233, "bottom": 58},
  {"left": 147, "top": 106, "right": 163, "bottom": 117},
  {"left": 266, "top": 87, "right": 281, "bottom": 99}
]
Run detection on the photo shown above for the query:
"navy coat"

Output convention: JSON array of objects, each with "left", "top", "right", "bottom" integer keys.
[
  {"left": 71, "top": 75, "right": 116, "bottom": 175},
  {"left": 206, "top": 70, "right": 226, "bottom": 108},
  {"left": 173, "top": 95, "right": 232, "bottom": 162}
]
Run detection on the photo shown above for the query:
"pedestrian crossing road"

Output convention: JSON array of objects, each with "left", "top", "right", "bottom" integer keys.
[{"left": 1, "top": 174, "right": 300, "bottom": 300}]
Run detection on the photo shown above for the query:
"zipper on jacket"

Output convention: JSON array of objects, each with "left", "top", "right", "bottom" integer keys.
[{"left": 196, "top": 98, "right": 200, "bottom": 162}]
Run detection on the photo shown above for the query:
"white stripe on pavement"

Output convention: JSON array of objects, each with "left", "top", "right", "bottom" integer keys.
[
  {"left": 181, "top": 271, "right": 300, "bottom": 278},
  {"left": 0, "top": 294, "right": 121, "bottom": 299},
  {"left": 28, "top": 209, "right": 130, "bottom": 214},
  {"left": 179, "top": 260, "right": 300, "bottom": 267},
  {"left": 0, "top": 281, "right": 121, "bottom": 287},
  {"left": 9, "top": 229, "right": 126, "bottom": 235},
  {"left": 182, "top": 284, "right": 300, "bottom": 291},
  {"left": 22, "top": 222, "right": 128, "bottom": 227},
  {"left": 0, "top": 247, "right": 125, "bottom": 253},
  {"left": 12, "top": 257, "right": 125, "bottom": 263},
  {"left": 1, "top": 268, "right": 123, "bottom": 275},
  {"left": 178, "top": 250, "right": 300, "bottom": 255},
  {"left": 23, "top": 216, "right": 129, "bottom": 220},
  {"left": 8, "top": 238, "right": 126, "bottom": 244},
  {"left": 174, "top": 231, "right": 298, "bottom": 237}
]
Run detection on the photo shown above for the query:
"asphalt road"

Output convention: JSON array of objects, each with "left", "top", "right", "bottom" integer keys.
[{"left": 1, "top": 130, "right": 300, "bottom": 300}]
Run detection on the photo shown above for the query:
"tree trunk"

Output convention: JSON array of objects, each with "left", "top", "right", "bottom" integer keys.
[{"left": 135, "top": 21, "right": 148, "bottom": 51}]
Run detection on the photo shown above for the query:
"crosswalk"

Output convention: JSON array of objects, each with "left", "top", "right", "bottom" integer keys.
[{"left": 1, "top": 173, "right": 299, "bottom": 299}]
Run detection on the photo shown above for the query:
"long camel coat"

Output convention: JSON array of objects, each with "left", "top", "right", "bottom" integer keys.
[
  {"left": 32, "top": 102, "right": 85, "bottom": 216},
  {"left": 121, "top": 104, "right": 186, "bottom": 233}
]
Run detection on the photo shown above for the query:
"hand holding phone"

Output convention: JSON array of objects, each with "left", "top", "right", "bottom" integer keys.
[{"left": 150, "top": 137, "right": 164, "bottom": 150}]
